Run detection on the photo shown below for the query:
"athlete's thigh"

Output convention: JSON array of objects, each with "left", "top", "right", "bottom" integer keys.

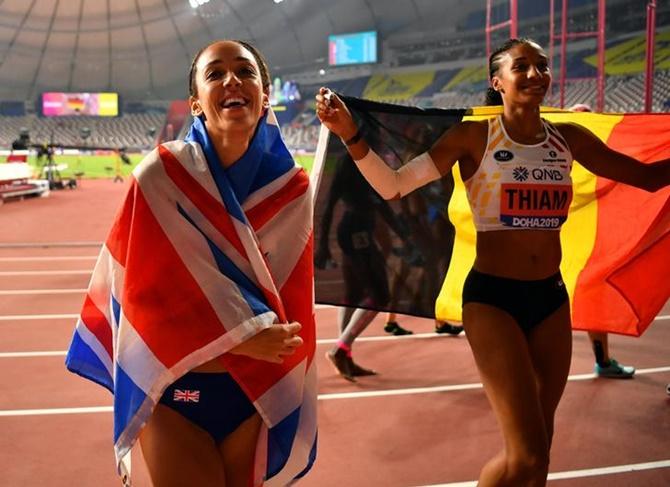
[
  {"left": 139, "top": 403, "right": 225, "bottom": 487},
  {"left": 463, "top": 303, "right": 548, "bottom": 455},
  {"left": 218, "top": 413, "right": 263, "bottom": 487},
  {"left": 527, "top": 302, "right": 572, "bottom": 435}
]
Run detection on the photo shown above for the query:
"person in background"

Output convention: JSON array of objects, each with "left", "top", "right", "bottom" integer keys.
[{"left": 316, "top": 152, "right": 412, "bottom": 381}]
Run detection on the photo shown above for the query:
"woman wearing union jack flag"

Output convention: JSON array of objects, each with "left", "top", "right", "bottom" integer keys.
[{"left": 67, "top": 39, "right": 317, "bottom": 486}]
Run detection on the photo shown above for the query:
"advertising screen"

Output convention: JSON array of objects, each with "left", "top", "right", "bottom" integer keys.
[
  {"left": 42, "top": 92, "right": 119, "bottom": 117},
  {"left": 328, "top": 31, "right": 377, "bottom": 66}
]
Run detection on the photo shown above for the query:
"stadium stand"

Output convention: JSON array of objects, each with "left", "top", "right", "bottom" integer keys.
[{"left": 0, "top": 113, "right": 165, "bottom": 151}]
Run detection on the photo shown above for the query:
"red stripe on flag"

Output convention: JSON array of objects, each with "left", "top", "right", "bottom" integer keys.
[
  {"left": 80, "top": 295, "right": 113, "bottom": 359},
  {"left": 121, "top": 186, "right": 228, "bottom": 367},
  {"left": 572, "top": 114, "right": 670, "bottom": 336},
  {"left": 158, "top": 145, "right": 249, "bottom": 260},
  {"left": 280, "top": 232, "right": 316, "bottom": 368},
  {"left": 220, "top": 233, "right": 314, "bottom": 400},
  {"left": 246, "top": 171, "right": 310, "bottom": 231},
  {"left": 106, "top": 178, "right": 137, "bottom": 265}
]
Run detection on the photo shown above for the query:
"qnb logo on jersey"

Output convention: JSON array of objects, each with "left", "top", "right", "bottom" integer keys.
[
  {"left": 499, "top": 183, "right": 573, "bottom": 229},
  {"left": 512, "top": 166, "right": 529, "bottom": 181},
  {"left": 494, "top": 150, "right": 514, "bottom": 162},
  {"left": 530, "top": 168, "right": 564, "bottom": 181}
]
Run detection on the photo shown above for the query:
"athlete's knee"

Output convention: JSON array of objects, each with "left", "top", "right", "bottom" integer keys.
[{"left": 504, "top": 450, "right": 550, "bottom": 486}]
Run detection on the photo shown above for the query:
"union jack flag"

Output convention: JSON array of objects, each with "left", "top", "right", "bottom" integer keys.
[
  {"left": 66, "top": 110, "right": 317, "bottom": 486},
  {"left": 173, "top": 389, "right": 200, "bottom": 403}
]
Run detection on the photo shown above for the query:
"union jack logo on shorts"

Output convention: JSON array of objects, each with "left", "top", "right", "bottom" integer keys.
[{"left": 173, "top": 389, "right": 200, "bottom": 403}]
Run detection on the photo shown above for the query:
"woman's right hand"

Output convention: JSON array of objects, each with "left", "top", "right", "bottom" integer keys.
[
  {"left": 315, "top": 87, "right": 359, "bottom": 142},
  {"left": 230, "top": 322, "right": 304, "bottom": 364}
]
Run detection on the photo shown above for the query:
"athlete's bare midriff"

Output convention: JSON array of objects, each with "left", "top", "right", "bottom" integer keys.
[
  {"left": 473, "top": 229, "right": 562, "bottom": 280},
  {"left": 193, "top": 357, "right": 228, "bottom": 373}
]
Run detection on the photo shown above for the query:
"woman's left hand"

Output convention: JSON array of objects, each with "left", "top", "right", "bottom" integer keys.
[{"left": 229, "top": 322, "right": 304, "bottom": 363}]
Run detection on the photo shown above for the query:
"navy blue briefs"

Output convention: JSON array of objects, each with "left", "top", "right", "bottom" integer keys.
[
  {"left": 462, "top": 268, "right": 569, "bottom": 334},
  {"left": 159, "top": 372, "right": 256, "bottom": 444}
]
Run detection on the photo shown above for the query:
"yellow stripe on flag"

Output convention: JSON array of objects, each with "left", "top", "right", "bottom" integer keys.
[
  {"left": 544, "top": 112, "right": 623, "bottom": 304},
  {"left": 435, "top": 108, "right": 623, "bottom": 323}
]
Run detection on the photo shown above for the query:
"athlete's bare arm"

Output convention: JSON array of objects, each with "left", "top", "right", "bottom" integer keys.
[{"left": 557, "top": 122, "right": 670, "bottom": 192}]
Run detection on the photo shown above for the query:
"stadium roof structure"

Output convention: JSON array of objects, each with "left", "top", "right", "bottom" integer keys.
[{"left": 0, "top": 0, "right": 481, "bottom": 101}]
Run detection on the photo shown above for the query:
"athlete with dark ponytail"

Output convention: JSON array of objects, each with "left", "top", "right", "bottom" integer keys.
[{"left": 316, "top": 38, "right": 670, "bottom": 486}]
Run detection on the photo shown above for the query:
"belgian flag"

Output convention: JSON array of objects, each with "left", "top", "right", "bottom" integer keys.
[{"left": 311, "top": 96, "right": 670, "bottom": 336}]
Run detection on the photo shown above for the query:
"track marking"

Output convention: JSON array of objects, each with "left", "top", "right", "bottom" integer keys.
[
  {"left": 0, "top": 406, "right": 112, "bottom": 416},
  {"left": 1, "top": 311, "right": 666, "bottom": 323},
  {"left": 0, "top": 270, "right": 91, "bottom": 276},
  {"left": 0, "top": 351, "right": 69, "bottom": 358},
  {"left": 0, "top": 367, "right": 668, "bottom": 409},
  {"left": 0, "top": 289, "right": 87, "bottom": 295},
  {"left": 0, "top": 242, "right": 102, "bottom": 249},
  {"left": 415, "top": 459, "right": 670, "bottom": 486},
  {"left": 0, "top": 256, "right": 97, "bottom": 262},
  {"left": 0, "top": 313, "right": 78, "bottom": 321},
  {"left": 0, "top": 305, "right": 333, "bottom": 318}
]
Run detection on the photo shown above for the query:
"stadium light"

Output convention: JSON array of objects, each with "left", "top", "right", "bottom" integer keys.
[
  {"left": 273, "top": 0, "right": 284, "bottom": 4},
  {"left": 189, "top": 0, "right": 210, "bottom": 8}
]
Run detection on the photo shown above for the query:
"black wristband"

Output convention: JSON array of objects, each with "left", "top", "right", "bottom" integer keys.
[{"left": 343, "top": 128, "right": 363, "bottom": 146}]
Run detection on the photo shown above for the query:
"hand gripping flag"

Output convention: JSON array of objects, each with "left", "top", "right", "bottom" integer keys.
[
  {"left": 312, "top": 96, "right": 670, "bottom": 336},
  {"left": 66, "top": 110, "right": 317, "bottom": 486}
]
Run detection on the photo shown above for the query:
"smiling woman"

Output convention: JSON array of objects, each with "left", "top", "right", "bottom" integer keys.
[
  {"left": 187, "top": 41, "right": 272, "bottom": 167},
  {"left": 66, "top": 39, "right": 317, "bottom": 487}
]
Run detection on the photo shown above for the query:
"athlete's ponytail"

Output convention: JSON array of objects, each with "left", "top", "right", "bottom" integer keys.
[{"left": 484, "top": 87, "right": 503, "bottom": 106}]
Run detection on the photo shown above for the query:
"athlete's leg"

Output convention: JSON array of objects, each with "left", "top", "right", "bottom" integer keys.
[
  {"left": 337, "top": 306, "right": 355, "bottom": 334},
  {"left": 463, "top": 303, "right": 549, "bottom": 487},
  {"left": 218, "top": 413, "right": 263, "bottom": 487},
  {"left": 139, "top": 403, "right": 226, "bottom": 487},
  {"left": 339, "top": 307, "right": 378, "bottom": 347},
  {"left": 527, "top": 302, "right": 572, "bottom": 447}
]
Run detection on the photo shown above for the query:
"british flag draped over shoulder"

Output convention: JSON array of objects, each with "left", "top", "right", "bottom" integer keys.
[{"left": 65, "top": 110, "right": 317, "bottom": 485}]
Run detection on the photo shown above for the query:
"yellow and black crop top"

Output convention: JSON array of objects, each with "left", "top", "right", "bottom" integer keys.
[{"left": 465, "top": 116, "right": 573, "bottom": 231}]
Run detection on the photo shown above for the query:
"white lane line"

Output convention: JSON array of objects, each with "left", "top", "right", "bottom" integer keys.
[
  {"left": 0, "top": 270, "right": 91, "bottom": 276},
  {"left": 0, "top": 406, "right": 112, "bottom": 416},
  {"left": 319, "top": 331, "right": 450, "bottom": 345},
  {"left": 0, "top": 332, "right": 451, "bottom": 357},
  {"left": 0, "top": 289, "right": 87, "bottom": 295},
  {"left": 318, "top": 366, "right": 670, "bottom": 400},
  {"left": 0, "top": 242, "right": 102, "bottom": 249},
  {"left": 0, "top": 313, "right": 78, "bottom": 321},
  {"left": 415, "top": 459, "right": 670, "bottom": 486},
  {"left": 0, "top": 351, "right": 68, "bottom": 358},
  {"left": 1, "top": 367, "right": 669, "bottom": 412},
  {"left": 0, "top": 256, "right": 97, "bottom": 262}
]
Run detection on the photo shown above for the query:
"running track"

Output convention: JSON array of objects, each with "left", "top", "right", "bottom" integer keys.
[{"left": 1, "top": 179, "right": 668, "bottom": 486}]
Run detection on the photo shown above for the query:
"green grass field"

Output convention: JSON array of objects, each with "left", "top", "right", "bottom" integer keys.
[{"left": 26, "top": 152, "right": 315, "bottom": 179}]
